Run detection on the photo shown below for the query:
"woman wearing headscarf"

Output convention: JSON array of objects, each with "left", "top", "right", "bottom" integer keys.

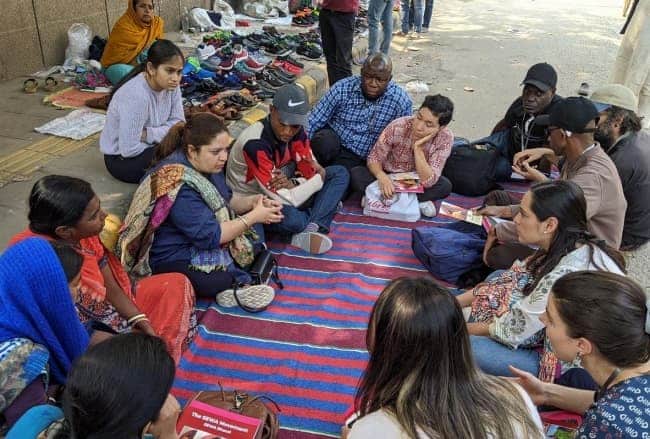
[{"left": 101, "top": 0, "right": 164, "bottom": 85}]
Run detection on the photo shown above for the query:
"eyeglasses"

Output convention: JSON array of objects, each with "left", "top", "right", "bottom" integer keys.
[{"left": 545, "top": 126, "right": 562, "bottom": 136}]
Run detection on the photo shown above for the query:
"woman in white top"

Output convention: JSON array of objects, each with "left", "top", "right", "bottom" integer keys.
[
  {"left": 99, "top": 39, "right": 184, "bottom": 184},
  {"left": 456, "top": 180, "right": 626, "bottom": 381},
  {"left": 346, "top": 277, "right": 544, "bottom": 439}
]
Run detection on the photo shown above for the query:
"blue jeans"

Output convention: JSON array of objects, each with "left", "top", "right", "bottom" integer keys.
[
  {"left": 422, "top": 0, "right": 434, "bottom": 29},
  {"left": 401, "top": 0, "right": 424, "bottom": 33},
  {"left": 470, "top": 335, "right": 540, "bottom": 376},
  {"left": 368, "top": 0, "right": 393, "bottom": 55},
  {"left": 266, "top": 165, "right": 349, "bottom": 235}
]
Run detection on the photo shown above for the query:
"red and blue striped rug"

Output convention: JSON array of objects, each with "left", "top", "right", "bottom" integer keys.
[{"left": 172, "top": 183, "right": 528, "bottom": 438}]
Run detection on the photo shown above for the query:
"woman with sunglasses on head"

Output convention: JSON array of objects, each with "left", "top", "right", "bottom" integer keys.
[{"left": 512, "top": 271, "right": 650, "bottom": 438}]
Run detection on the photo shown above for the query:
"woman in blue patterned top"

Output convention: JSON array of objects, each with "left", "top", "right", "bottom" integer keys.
[{"left": 511, "top": 271, "right": 650, "bottom": 438}]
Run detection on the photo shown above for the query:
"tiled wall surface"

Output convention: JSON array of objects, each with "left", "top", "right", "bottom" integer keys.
[{"left": 0, "top": 0, "right": 216, "bottom": 81}]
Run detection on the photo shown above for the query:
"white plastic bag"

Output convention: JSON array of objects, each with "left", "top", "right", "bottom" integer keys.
[
  {"left": 363, "top": 181, "right": 420, "bottom": 222},
  {"left": 64, "top": 23, "right": 92, "bottom": 65},
  {"left": 212, "top": 0, "right": 236, "bottom": 29}
]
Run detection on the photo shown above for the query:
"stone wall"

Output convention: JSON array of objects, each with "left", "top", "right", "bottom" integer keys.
[{"left": 0, "top": 0, "right": 218, "bottom": 81}]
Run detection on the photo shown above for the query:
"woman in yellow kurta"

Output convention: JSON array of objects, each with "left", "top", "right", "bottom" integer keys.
[{"left": 101, "top": 0, "right": 164, "bottom": 85}]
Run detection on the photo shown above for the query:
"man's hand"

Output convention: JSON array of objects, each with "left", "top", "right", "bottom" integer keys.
[
  {"left": 476, "top": 205, "right": 511, "bottom": 218},
  {"left": 269, "top": 173, "right": 295, "bottom": 191},
  {"left": 377, "top": 173, "right": 394, "bottom": 199},
  {"left": 513, "top": 147, "right": 554, "bottom": 168},
  {"left": 511, "top": 161, "right": 546, "bottom": 182},
  {"left": 483, "top": 226, "right": 498, "bottom": 266}
]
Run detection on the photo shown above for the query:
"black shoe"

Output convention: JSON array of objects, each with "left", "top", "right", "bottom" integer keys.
[
  {"left": 296, "top": 42, "right": 322, "bottom": 60},
  {"left": 258, "top": 70, "right": 285, "bottom": 87},
  {"left": 268, "top": 65, "right": 296, "bottom": 82}
]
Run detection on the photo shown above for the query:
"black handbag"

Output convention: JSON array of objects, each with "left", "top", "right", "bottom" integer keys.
[
  {"left": 442, "top": 143, "right": 500, "bottom": 196},
  {"left": 249, "top": 249, "right": 283, "bottom": 288}
]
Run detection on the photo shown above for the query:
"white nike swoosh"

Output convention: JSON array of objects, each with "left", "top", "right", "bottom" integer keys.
[{"left": 287, "top": 100, "right": 305, "bottom": 107}]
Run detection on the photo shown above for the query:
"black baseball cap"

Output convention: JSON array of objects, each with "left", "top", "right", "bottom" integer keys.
[
  {"left": 535, "top": 97, "right": 599, "bottom": 133},
  {"left": 272, "top": 84, "right": 310, "bottom": 126},
  {"left": 521, "top": 63, "right": 557, "bottom": 92}
]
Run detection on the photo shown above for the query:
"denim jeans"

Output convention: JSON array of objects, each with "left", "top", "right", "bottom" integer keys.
[
  {"left": 470, "top": 335, "right": 540, "bottom": 376},
  {"left": 266, "top": 165, "right": 349, "bottom": 235},
  {"left": 368, "top": 0, "right": 393, "bottom": 55},
  {"left": 422, "top": 0, "right": 434, "bottom": 29},
  {"left": 401, "top": 0, "right": 424, "bottom": 33}
]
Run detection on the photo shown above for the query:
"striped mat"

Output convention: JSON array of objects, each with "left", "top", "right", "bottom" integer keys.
[{"left": 172, "top": 181, "right": 529, "bottom": 438}]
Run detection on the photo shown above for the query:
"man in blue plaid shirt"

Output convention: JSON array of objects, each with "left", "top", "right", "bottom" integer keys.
[{"left": 307, "top": 54, "right": 412, "bottom": 194}]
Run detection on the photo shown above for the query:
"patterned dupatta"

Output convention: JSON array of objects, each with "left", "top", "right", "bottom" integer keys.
[{"left": 118, "top": 164, "right": 258, "bottom": 277}]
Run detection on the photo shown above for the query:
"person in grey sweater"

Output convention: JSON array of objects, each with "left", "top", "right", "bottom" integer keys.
[{"left": 99, "top": 39, "right": 185, "bottom": 184}]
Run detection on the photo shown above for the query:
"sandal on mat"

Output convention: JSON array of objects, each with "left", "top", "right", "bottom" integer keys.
[{"left": 216, "top": 284, "right": 275, "bottom": 312}]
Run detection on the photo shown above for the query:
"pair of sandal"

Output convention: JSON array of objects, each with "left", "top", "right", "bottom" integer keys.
[{"left": 23, "top": 77, "right": 58, "bottom": 93}]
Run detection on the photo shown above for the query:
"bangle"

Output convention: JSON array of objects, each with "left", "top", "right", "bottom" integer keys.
[
  {"left": 238, "top": 215, "right": 251, "bottom": 229},
  {"left": 127, "top": 313, "right": 146, "bottom": 325},
  {"left": 131, "top": 316, "right": 150, "bottom": 328}
]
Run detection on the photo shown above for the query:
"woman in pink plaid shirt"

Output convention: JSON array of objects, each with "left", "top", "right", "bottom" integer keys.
[{"left": 354, "top": 94, "right": 454, "bottom": 217}]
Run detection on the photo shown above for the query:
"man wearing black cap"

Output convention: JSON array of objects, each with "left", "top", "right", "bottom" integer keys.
[
  {"left": 483, "top": 62, "right": 563, "bottom": 181},
  {"left": 226, "top": 84, "right": 349, "bottom": 255},
  {"left": 481, "top": 97, "right": 626, "bottom": 268}
]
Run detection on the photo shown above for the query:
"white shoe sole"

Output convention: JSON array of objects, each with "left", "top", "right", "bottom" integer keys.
[
  {"left": 216, "top": 284, "right": 275, "bottom": 309},
  {"left": 290, "top": 231, "right": 332, "bottom": 254}
]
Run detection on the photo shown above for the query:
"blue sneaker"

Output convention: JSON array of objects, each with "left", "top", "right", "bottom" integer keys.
[
  {"left": 195, "top": 68, "right": 216, "bottom": 79},
  {"left": 182, "top": 61, "right": 197, "bottom": 75}
]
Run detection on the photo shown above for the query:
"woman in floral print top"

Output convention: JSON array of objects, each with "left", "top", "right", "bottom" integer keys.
[
  {"left": 512, "top": 271, "right": 650, "bottom": 438},
  {"left": 456, "top": 180, "right": 626, "bottom": 381}
]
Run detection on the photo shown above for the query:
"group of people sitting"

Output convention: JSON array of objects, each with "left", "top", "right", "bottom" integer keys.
[{"left": 2, "top": 1, "right": 649, "bottom": 435}]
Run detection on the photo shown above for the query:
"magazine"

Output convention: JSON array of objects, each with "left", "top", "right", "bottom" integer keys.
[
  {"left": 438, "top": 201, "right": 483, "bottom": 226},
  {"left": 389, "top": 172, "right": 424, "bottom": 193},
  {"left": 176, "top": 399, "right": 261, "bottom": 439}
]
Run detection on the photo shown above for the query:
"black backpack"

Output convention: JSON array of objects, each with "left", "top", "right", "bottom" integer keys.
[{"left": 442, "top": 139, "right": 500, "bottom": 196}]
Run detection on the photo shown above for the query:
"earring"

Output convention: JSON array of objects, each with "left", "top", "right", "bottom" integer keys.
[{"left": 573, "top": 351, "right": 583, "bottom": 367}]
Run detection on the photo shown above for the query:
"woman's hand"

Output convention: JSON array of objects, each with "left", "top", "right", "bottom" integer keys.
[
  {"left": 508, "top": 366, "right": 548, "bottom": 406},
  {"left": 148, "top": 394, "right": 181, "bottom": 439},
  {"left": 377, "top": 173, "right": 394, "bottom": 199},
  {"left": 249, "top": 195, "right": 284, "bottom": 225},
  {"left": 135, "top": 319, "right": 157, "bottom": 337}
]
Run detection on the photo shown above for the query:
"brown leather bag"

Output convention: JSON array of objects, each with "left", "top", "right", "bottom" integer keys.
[{"left": 194, "top": 387, "right": 280, "bottom": 439}]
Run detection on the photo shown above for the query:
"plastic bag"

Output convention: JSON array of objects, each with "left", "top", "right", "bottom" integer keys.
[
  {"left": 64, "top": 23, "right": 92, "bottom": 65},
  {"left": 363, "top": 181, "right": 420, "bottom": 222},
  {"left": 212, "top": 0, "right": 236, "bottom": 29}
]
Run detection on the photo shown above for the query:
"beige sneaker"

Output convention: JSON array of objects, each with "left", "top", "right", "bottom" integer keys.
[{"left": 290, "top": 231, "right": 332, "bottom": 254}]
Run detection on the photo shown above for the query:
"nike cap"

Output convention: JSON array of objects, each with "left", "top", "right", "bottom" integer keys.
[{"left": 272, "top": 84, "right": 310, "bottom": 126}]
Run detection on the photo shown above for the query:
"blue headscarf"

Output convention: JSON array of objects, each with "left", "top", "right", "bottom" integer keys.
[{"left": 0, "top": 238, "right": 89, "bottom": 384}]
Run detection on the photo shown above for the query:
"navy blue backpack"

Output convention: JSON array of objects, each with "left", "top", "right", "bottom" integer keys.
[{"left": 411, "top": 222, "right": 487, "bottom": 284}]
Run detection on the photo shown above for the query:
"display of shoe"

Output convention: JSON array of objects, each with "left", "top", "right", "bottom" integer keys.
[
  {"left": 277, "top": 54, "right": 305, "bottom": 69},
  {"left": 272, "top": 60, "right": 302, "bottom": 76},
  {"left": 296, "top": 42, "right": 322, "bottom": 60},
  {"left": 267, "top": 65, "right": 296, "bottom": 82},
  {"left": 233, "top": 63, "right": 257, "bottom": 81},
  {"left": 249, "top": 50, "right": 272, "bottom": 65},
  {"left": 232, "top": 44, "right": 249, "bottom": 62},
  {"left": 254, "top": 88, "right": 274, "bottom": 99},
  {"left": 196, "top": 43, "right": 216, "bottom": 60},
  {"left": 200, "top": 55, "right": 223, "bottom": 72},
  {"left": 290, "top": 231, "right": 332, "bottom": 254},
  {"left": 216, "top": 284, "right": 275, "bottom": 310},
  {"left": 242, "top": 56, "right": 266, "bottom": 72},
  {"left": 258, "top": 70, "right": 285, "bottom": 87}
]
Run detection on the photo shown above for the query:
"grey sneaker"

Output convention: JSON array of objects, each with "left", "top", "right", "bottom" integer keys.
[
  {"left": 216, "top": 284, "right": 275, "bottom": 309},
  {"left": 290, "top": 231, "right": 333, "bottom": 254}
]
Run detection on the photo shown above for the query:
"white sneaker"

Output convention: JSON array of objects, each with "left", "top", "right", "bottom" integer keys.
[
  {"left": 419, "top": 201, "right": 437, "bottom": 217},
  {"left": 290, "top": 231, "right": 333, "bottom": 254},
  {"left": 196, "top": 43, "right": 216, "bottom": 60},
  {"left": 216, "top": 284, "right": 275, "bottom": 309}
]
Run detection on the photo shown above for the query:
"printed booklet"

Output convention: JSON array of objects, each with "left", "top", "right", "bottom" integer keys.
[
  {"left": 389, "top": 172, "right": 424, "bottom": 193},
  {"left": 176, "top": 399, "right": 261, "bottom": 439}
]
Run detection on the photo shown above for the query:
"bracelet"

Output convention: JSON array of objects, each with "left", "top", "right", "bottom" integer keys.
[
  {"left": 130, "top": 316, "right": 150, "bottom": 328},
  {"left": 127, "top": 313, "right": 146, "bottom": 325},
  {"left": 238, "top": 215, "right": 251, "bottom": 229}
]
